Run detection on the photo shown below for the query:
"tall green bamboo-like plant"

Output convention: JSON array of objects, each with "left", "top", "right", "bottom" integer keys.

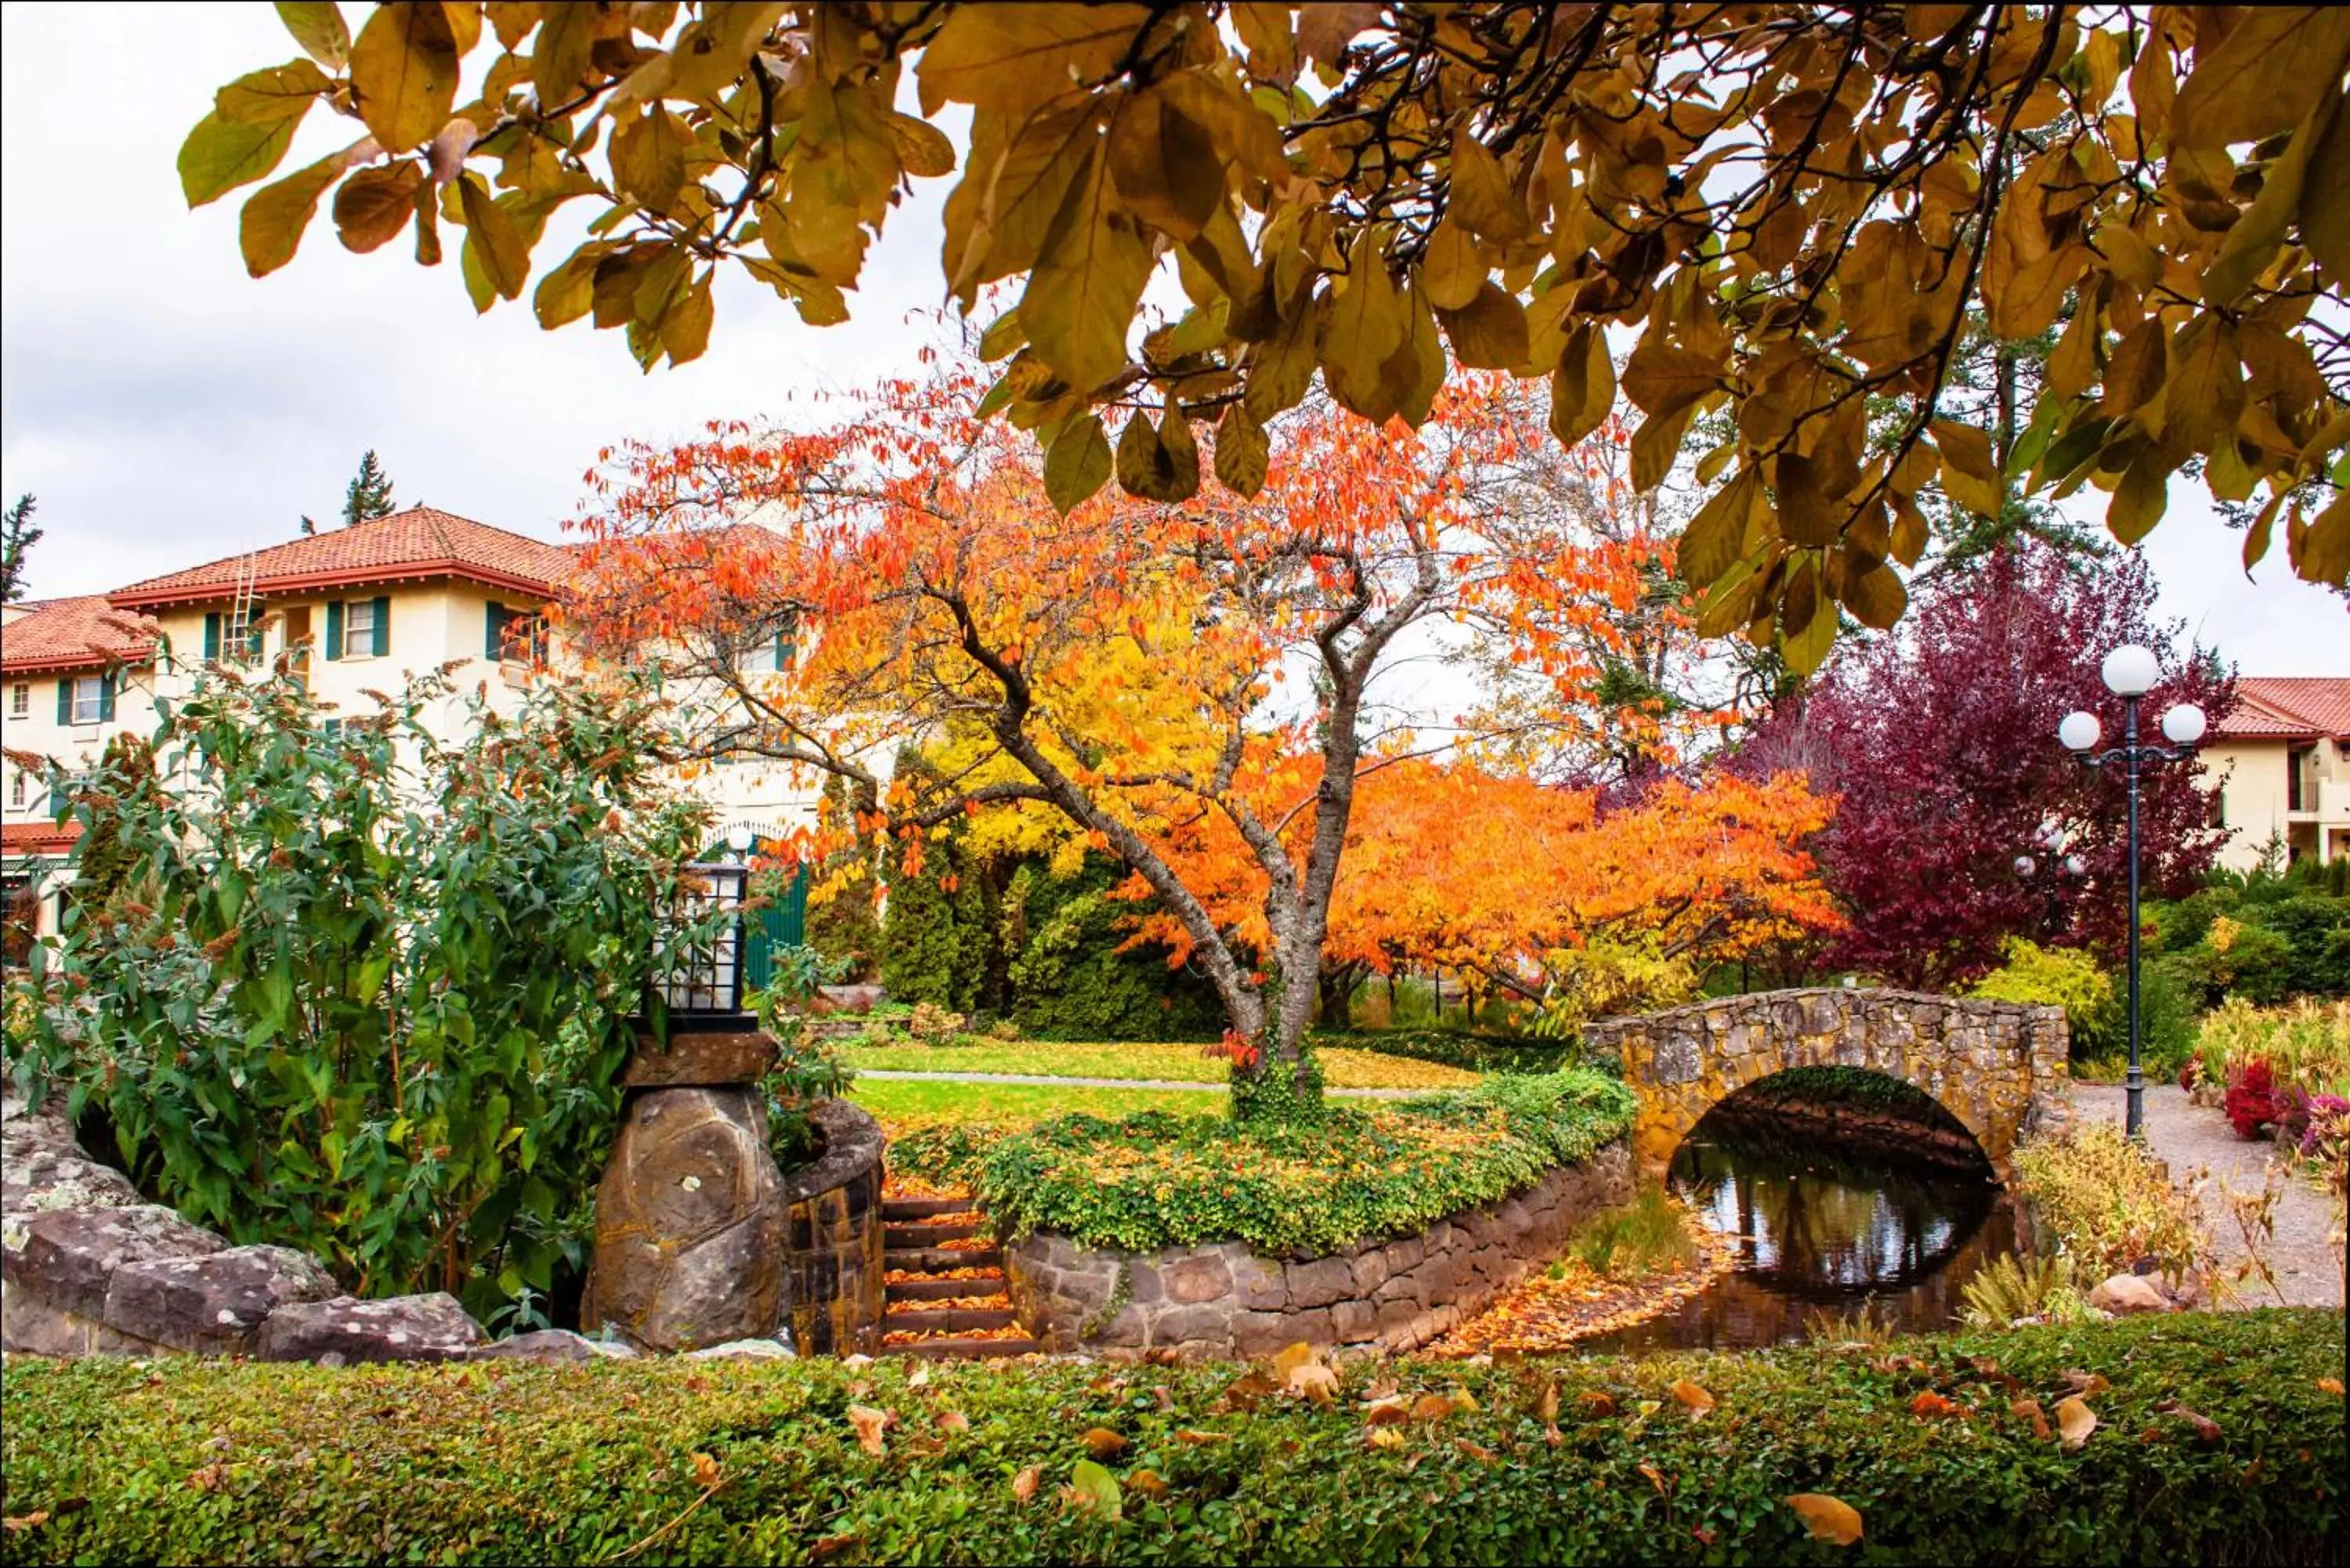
[{"left": 7, "top": 666, "right": 716, "bottom": 1318}]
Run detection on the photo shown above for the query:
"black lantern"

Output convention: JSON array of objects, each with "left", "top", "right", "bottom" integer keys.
[{"left": 653, "top": 823, "right": 759, "bottom": 1029}]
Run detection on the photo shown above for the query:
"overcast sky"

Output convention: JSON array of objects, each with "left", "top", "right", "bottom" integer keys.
[{"left": 3, "top": 2, "right": 2343, "bottom": 677}]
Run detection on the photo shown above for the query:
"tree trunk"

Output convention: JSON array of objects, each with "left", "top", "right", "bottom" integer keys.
[{"left": 1318, "top": 963, "right": 1357, "bottom": 1031}]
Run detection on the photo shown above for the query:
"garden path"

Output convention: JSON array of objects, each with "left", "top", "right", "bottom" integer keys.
[
  {"left": 2075, "top": 1084, "right": 2345, "bottom": 1310},
  {"left": 854, "top": 1069, "right": 1424, "bottom": 1100}
]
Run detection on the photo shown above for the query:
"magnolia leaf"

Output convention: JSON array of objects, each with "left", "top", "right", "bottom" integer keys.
[
  {"left": 1694, "top": 553, "right": 1766, "bottom": 638},
  {"left": 1846, "top": 562, "right": 1907, "bottom": 630},
  {"left": 1890, "top": 491, "right": 1929, "bottom": 565},
  {"left": 1448, "top": 127, "right": 1528, "bottom": 243},
  {"left": 2242, "top": 491, "right": 2284, "bottom": 573},
  {"left": 1549, "top": 323, "right": 1615, "bottom": 450},
  {"left": 2102, "top": 319, "right": 2169, "bottom": 419},
  {"left": 1679, "top": 471, "right": 1754, "bottom": 588},
  {"left": 2291, "top": 490, "right": 2350, "bottom": 585},
  {"left": 1115, "top": 412, "right": 1165, "bottom": 497},
  {"left": 348, "top": 0, "right": 461, "bottom": 152},
  {"left": 2055, "top": 1395, "right": 2098, "bottom": 1450},
  {"left": 179, "top": 110, "right": 298, "bottom": 208},
  {"left": 1631, "top": 404, "right": 1698, "bottom": 494},
  {"left": 1070, "top": 1458, "right": 1123, "bottom": 1521},
  {"left": 1435, "top": 284, "right": 1530, "bottom": 370},
  {"left": 1787, "top": 1494, "right": 1864, "bottom": 1547},
  {"left": 1081, "top": 1427, "right": 1130, "bottom": 1459},
  {"left": 1421, "top": 214, "right": 1488, "bottom": 311},
  {"left": 916, "top": 4, "right": 1152, "bottom": 120},
  {"left": 2204, "top": 103, "right": 2320, "bottom": 305},
  {"left": 1157, "top": 70, "right": 1286, "bottom": 182},
  {"left": 1781, "top": 595, "right": 1838, "bottom": 677},
  {"left": 978, "top": 309, "right": 1028, "bottom": 363},
  {"left": 612, "top": 108, "right": 691, "bottom": 215},
  {"left": 660, "top": 273, "right": 715, "bottom": 365},
  {"left": 1409, "top": 1392, "right": 1458, "bottom": 1422},
  {"left": 1669, "top": 1380, "right": 1715, "bottom": 1414},
  {"left": 2165, "top": 317, "right": 2248, "bottom": 452},
  {"left": 1011, "top": 1465, "right": 1042, "bottom": 1503},
  {"left": 334, "top": 163, "right": 426, "bottom": 253},
  {"left": 1214, "top": 401, "right": 1270, "bottom": 497},
  {"left": 2300, "top": 94, "right": 2350, "bottom": 284},
  {"left": 216, "top": 59, "right": 333, "bottom": 124},
  {"left": 1773, "top": 453, "right": 1843, "bottom": 547},
  {"left": 533, "top": 245, "right": 606, "bottom": 329},
  {"left": 1325, "top": 232, "right": 1408, "bottom": 418},
  {"left": 1930, "top": 420, "right": 2006, "bottom": 517},
  {"left": 1108, "top": 88, "right": 1224, "bottom": 240},
  {"left": 2106, "top": 455, "right": 2171, "bottom": 545},
  {"left": 1023, "top": 145, "right": 1152, "bottom": 394},
  {"left": 277, "top": 2, "right": 351, "bottom": 70},
  {"left": 889, "top": 113, "right": 958, "bottom": 179},
  {"left": 532, "top": 1, "right": 598, "bottom": 105},
  {"left": 1622, "top": 334, "right": 1722, "bottom": 421},
  {"left": 457, "top": 174, "right": 530, "bottom": 302},
  {"left": 2169, "top": 7, "right": 2350, "bottom": 154},
  {"left": 240, "top": 154, "right": 345, "bottom": 276},
  {"left": 1045, "top": 414, "right": 1113, "bottom": 513},
  {"left": 847, "top": 1404, "right": 889, "bottom": 1458}
]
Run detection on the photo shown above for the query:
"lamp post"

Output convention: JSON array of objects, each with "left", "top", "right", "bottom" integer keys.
[
  {"left": 2059, "top": 645, "right": 2206, "bottom": 1140},
  {"left": 2012, "top": 821, "right": 2087, "bottom": 940}
]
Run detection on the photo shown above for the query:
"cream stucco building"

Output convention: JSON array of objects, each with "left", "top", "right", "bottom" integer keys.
[
  {"left": 2203, "top": 677, "right": 2350, "bottom": 873},
  {"left": 3, "top": 507, "right": 825, "bottom": 950}
]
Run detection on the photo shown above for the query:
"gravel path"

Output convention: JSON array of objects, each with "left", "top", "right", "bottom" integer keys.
[
  {"left": 2074, "top": 1084, "right": 2345, "bottom": 1309},
  {"left": 855, "top": 1068, "right": 1425, "bottom": 1100}
]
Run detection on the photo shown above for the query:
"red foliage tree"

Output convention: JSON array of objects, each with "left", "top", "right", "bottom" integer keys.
[{"left": 1741, "top": 542, "right": 2232, "bottom": 989}]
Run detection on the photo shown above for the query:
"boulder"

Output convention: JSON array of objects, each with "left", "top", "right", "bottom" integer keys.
[
  {"left": 686, "top": 1336, "right": 794, "bottom": 1360},
  {"left": 2088, "top": 1273, "right": 2172, "bottom": 1316},
  {"left": 581, "top": 1086, "right": 788, "bottom": 1352},
  {"left": 7, "top": 1205, "right": 226, "bottom": 1321},
  {"left": 256, "top": 1293, "right": 485, "bottom": 1364},
  {"left": 3, "top": 1144, "right": 140, "bottom": 1221},
  {"left": 103, "top": 1245, "right": 338, "bottom": 1355},
  {"left": 470, "top": 1329, "right": 636, "bottom": 1364},
  {"left": 622, "top": 1029, "right": 780, "bottom": 1089}
]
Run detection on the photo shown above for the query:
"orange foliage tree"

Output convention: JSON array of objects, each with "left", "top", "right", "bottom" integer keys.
[
  {"left": 569, "top": 358, "right": 1705, "bottom": 1118},
  {"left": 1126, "top": 760, "right": 1841, "bottom": 1027}
]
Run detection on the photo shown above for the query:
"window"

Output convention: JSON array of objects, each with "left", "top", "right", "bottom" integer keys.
[
  {"left": 9, "top": 683, "right": 25, "bottom": 718},
  {"left": 344, "top": 599, "right": 378, "bottom": 658},
  {"left": 736, "top": 616, "right": 797, "bottom": 674},
  {"left": 2288, "top": 746, "right": 2316, "bottom": 813},
  {"left": 202, "top": 609, "right": 265, "bottom": 663},
  {"left": 63, "top": 675, "right": 107, "bottom": 725},
  {"left": 485, "top": 603, "right": 548, "bottom": 667},
  {"left": 9, "top": 771, "right": 26, "bottom": 808},
  {"left": 324, "top": 596, "right": 389, "bottom": 660},
  {"left": 2210, "top": 789, "right": 2226, "bottom": 829}
]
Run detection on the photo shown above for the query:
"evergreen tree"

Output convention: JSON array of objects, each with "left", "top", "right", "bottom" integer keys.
[
  {"left": 342, "top": 451, "right": 396, "bottom": 526},
  {"left": 1, "top": 493, "right": 40, "bottom": 603},
  {"left": 804, "top": 775, "right": 884, "bottom": 981}
]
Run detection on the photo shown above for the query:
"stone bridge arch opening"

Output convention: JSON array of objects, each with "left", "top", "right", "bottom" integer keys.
[{"left": 1580, "top": 988, "right": 2072, "bottom": 1186}]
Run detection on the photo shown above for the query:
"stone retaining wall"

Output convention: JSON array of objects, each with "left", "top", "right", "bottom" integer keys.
[
  {"left": 1006, "top": 1141, "right": 1632, "bottom": 1359},
  {"left": 783, "top": 1099, "right": 886, "bottom": 1356}
]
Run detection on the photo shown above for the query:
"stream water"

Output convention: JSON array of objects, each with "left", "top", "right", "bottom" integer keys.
[{"left": 1584, "top": 1109, "right": 2016, "bottom": 1353}]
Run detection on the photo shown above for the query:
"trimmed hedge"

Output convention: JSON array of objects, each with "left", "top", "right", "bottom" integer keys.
[
  {"left": 890, "top": 1070, "right": 1637, "bottom": 1256},
  {"left": 1309, "top": 1026, "right": 1582, "bottom": 1075},
  {"left": 1, "top": 1313, "right": 2340, "bottom": 1565}
]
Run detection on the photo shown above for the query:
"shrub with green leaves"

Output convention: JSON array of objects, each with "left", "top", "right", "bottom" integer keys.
[
  {"left": 1968, "top": 937, "right": 2120, "bottom": 1059},
  {"left": 893, "top": 1070, "right": 1636, "bottom": 1256},
  {"left": 4, "top": 668, "right": 716, "bottom": 1319},
  {"left": 0, "top": 1313, "right": 2339, "bottom": 1566}
]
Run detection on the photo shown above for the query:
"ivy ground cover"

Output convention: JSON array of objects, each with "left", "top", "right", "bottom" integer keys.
[
  {"left": 890, "top": 1071, "right": 1636, "bottom": 1256},
  {"left": 841, "top": 1040, "right": 1481, "bottom": 1090},
  {"left": 1, "top": 1313, "right": 2337, "bottom": 1566}
]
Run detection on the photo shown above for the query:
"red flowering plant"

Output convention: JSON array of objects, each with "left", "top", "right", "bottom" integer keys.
[{"left": 2224, "top": 1058, "right": 2285, "bottom": 1140}]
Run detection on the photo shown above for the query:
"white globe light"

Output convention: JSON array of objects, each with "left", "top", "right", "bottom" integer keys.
[
  {"left": 2059, "top": 710, "right": 2102, "bottom": 752},
  {"left": 2160, "top": 703, "right": 2207, "bottom": 745},
  {"left": 2014, "top": 854, "right": 2037, "bottom": 877},
  {"left": 2063, "top": 854, "right": 2086, "bottom": 876},
  {"left": 2100, "top": 643, "right": 2160, "bottom": 697},
  {"left": 2037, "top": 820, "right": 2066, "bottom": 849},
  {"left": 725, "top": 824, "right": 755, "bottom": 854}
]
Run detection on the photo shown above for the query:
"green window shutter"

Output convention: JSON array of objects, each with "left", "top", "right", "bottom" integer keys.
[
  {"left": 371, "top": 596, "right": 390, "bottom": 657},
  {"left": 98, "top": 674, "right": 117, "bottom": 723},
  {"left": 46, "top": 781, "right": 63, "bottom": 818},
  {"left": 778, "top": 611, "right": 798, "bottom": 668},
  {"left": 203, "top": 612, "right": 222, "bottom": 662},
  {"left": 324, "top": 601, "right": 343, "bottom": 660},
  {"left": 485, "top": 603, "right": 508, "bottom": 659},
  {"left": 54, "top": 681, "right": 69, "bottom": 724},
  {"left": 244, "top": 608, "right": 266, "bottom": 661}
]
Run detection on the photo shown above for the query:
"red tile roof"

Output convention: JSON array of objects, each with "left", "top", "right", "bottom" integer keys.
[
  {"left": 2216, "top": 677, "right": 2350, "bottom": 741},
  {"left": 1, "top": 596, "right": 159, "bottom": 675},
  {"left": 108, "top": 506, "right": 576, "bottom": 609},
  {"left": 1, "top": 820, "right": 80, "bottom": 858}
]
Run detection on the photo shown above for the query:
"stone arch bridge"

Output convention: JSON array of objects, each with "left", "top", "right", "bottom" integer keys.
[{"left": 1580, "top": 988, "right": 2072, "bottom": 1183}]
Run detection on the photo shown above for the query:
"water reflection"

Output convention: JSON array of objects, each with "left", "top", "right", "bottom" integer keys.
[{"left": 1583, "top": 1114, "right": 2012, "bottom": 1353}]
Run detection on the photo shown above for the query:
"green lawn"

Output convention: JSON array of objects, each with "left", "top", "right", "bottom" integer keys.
[
  {"left": 841, "top": 1039, "right": 1480, "bottom": 1089},
  {"left": 849, "top": 1076, "right": 1225, "bottom": 1132}
]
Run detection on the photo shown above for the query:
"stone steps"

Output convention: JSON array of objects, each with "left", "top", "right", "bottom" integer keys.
[
  {"left": 884, "top": 1305, "right": 1018, "bottom": 1335},
  {"left": 880, "top": 1195, "right": 979, "bottom": 1220},
  {"left": 877, "top": 1180, "right": 1034, "bottom": 1362},
  {"left": 890, "top": 1333, "right": 1041, "bottom": 1360},
  {"left": 884, "top": 1272, "right": 1007, "bottom": 1302},
  {"left": 884, "top": 1245, "right": 1002, "bottom": 1273},
  {"left": 884, "top": 1219, "right": 983, "bottom": 1247}
]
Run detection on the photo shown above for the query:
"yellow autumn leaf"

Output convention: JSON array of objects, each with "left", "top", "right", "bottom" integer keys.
[
  {"left": 847, "top": 1404, "right": 889, "bottom": 1458},
  {"left": 1788, "top": 1493, "right": 1864, "bottom": 1546},
  {"left": 2056, "top": 1395, "right": 2098, "bottom": 1450}
]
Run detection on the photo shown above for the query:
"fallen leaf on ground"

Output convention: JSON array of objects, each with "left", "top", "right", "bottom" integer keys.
[
  {"left": 1287, "top": 1360, "right": 1340, "bottom": 1404},
  {"left": 1788, "top": 1493, "right": 1864, "bottom": 1545},
  {"left": 1070, "top": 1458, "right": 1122, "bottom": 1521},
  {"left": 2012, "top": 1398, "right": 2052, "bottom": 1440},
  {"left": 1365, "top": 1425, "right": 1406, "bottom": 1450},
  {"left": 2056, "top": 1396, "right": 2098, "bottom": 1449},
  {"left": 1365, "top": 1398, "right": 1411, "bottom": 1426},
  {"left": 937, "top": 1410, "right": 970, "bottom": 1433},
  {"left": 1127, "top": 1469, "right": 1171, "bottom": 1499},
  {"left": 1577, "top": 1390, "right": 1618, "bottom": 1416},
  {"left": 847, "top": 1405, "right": 889, "bottom": 1458},
  {"left": 2319, "top": 1378, "right": 2344, "bottom": 1396},
  {"left": 2060, "top": 1369, "right": 2110, "bottom": 1396},
  {"left": 1910, "top": 1390, "right": 1962, "bottom": 1419},
  {"left": 1638, "top": 1462, "right": 1669, "bottom": 1495},
  {"left": 1082, "top": 1427, "right": 1129, "bottom": 1458},
  {"left": 2153, "top": 1400, "right": 2221, "bottom": 1443},
  {"left": 187, "top": 1465, "right": 225, "bottom": 1493},
  {"left": 1671, "top": 1380, "right": 1715, "bottom": 1413},
  {"left": 1535, "top": 1380, "right": 1560, "bottom": 1423},
  {"left": 1011, "top": 1466, "right": 1041, "bottom": 1503},
  {"left": 1455, "top": 1440, "right": 1499, "bottom": 1463},
  {"left": 1173, "top": 1429, "right": 1228, "bottom": 1445},
  {"left": 691, "top": 1451, "right": 721, "bottom": 1489},
  {"left": 1412, "top": 1393, "right": 1459, "bottom": 1422},
  {"left": 2, "top": 1513, "right": 50, "bottom": 1534}
]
